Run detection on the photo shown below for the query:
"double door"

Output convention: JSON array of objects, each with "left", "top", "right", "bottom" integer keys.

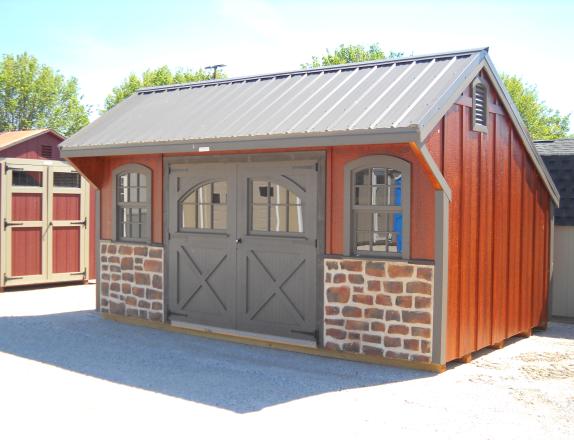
[
  {"left": 167, "top": 159, "right": 319, "bottom": 342},
  {"left": 1, "top": 159, "right": 89, "bottom": 288}
]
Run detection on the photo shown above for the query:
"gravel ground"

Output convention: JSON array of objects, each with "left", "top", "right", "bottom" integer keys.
[{"left": 0, "top": 284, "right": 572, "bottom": 439}]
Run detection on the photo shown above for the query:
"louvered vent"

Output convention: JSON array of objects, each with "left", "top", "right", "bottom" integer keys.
[
  {"left": 473, "top": 80, "right": 488, "bottom": 130},
  {"left": 41, "top": 145, "right": 53, "bottom": 159}
]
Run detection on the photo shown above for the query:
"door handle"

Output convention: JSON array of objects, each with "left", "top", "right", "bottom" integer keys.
[{"left": 236, "top": 238, "right": 242, "bottom": 244}]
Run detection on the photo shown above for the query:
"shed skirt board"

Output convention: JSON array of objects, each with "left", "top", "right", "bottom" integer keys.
[{"left": 167, "top": 160, "right": 319, "bottom": 342}]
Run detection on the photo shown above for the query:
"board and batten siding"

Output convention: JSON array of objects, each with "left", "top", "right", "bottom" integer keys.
[
  {"left": 552, "top": 226, "right": 574, "bottom": 319},
  {"left": 426, "top": 71, "right": 551, "bottom": 362}
]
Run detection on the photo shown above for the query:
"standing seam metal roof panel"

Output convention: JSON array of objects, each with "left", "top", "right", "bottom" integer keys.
[{"left": 61, "top": 49, "right": 486, "bottom": 149}]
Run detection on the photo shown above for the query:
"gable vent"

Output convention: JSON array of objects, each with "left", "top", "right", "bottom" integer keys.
[
  {"left": 472, "top": 78, "right": 488, "bottom": 132},
  {"left": 41, "top": 145, "right": 53, "bottom": 159}
]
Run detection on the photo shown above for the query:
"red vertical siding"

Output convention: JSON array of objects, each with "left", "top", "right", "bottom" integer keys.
[
  {"left": 1, "top": 132, "right": 63, "bottom": 159},
  {"left": 52, "top": 227, "right": 80, "bottom": 273},
  {"left": 12, "top": 228, "right": 42, "bottom": 276},
  {"left": 12, "top": 193, "right": 42, "bottom": 221},
  {"left": 53, "top": 194, "right": 81, "bottom": 220},
  {"left": 426, "top": 71, "right": 552, "bottom": 362}
]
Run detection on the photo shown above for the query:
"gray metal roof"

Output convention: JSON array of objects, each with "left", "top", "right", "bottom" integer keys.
[
  {"left": 535, "top": 138, "right": 574, "bottom": 156},
  {"left": 60, "top": 47, "right": 560, "bottom": 205},
  {"left": 61, "top": 48, "right": 486, "bottom": 152},
  {"left": 535, "top": 139, "right": 574, "bottom": 225}
]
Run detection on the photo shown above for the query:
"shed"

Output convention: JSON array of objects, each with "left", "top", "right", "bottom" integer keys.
[
  {"left": 0, "top": 129, "right": 95, "bottom": 289},
  {"left": 535, "top": 138, "right": 573, "bottom": 319},
  {"left": 61, "top": 48, "right": 558, "bottom": 371}
]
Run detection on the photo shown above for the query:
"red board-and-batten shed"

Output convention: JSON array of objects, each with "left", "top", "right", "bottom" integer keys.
[
  {"left": 0, "top": 129, "right": 95, "bottom": 289},
  {"left": 61, "top": 48, "right": 559, "bottom": 371}
]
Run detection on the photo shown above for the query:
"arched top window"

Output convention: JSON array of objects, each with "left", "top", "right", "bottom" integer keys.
[
  {"left": 250, "top": 180, "right": 303, "bottom": 234},
  {"left": 179, "top": 180, "right": 228, "bottom": 230},
  {"left": 472, "top": 77, "right": 488, "bottom": 132},
  {"left": 344, "top": 155, "right": 411, "bottom": 258},
  {"left": 113, "top": 164, "right": 152, "bottom": 243}
]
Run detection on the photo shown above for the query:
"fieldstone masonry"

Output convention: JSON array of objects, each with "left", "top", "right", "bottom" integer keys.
[
  {"left": 99, "top": 241, "right": 165, "bottom": 321},
  {"left": 324, "top": 258, "right": 434, "bottom": 363}
]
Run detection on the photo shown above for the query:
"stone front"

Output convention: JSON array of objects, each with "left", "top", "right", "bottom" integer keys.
[
  {"left": 323, "top": 258, "right": 434, "bottom": 363},
  {"left": 99, "top": 241, "right": 164, "bottom": 321}
]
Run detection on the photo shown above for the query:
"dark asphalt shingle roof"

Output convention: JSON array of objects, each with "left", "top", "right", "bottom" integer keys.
[{"left": 535, "top": 139, "right": 574, "bottom": 226}]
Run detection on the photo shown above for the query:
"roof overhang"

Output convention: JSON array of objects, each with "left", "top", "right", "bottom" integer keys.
[{"left": 1, "top": 128, "right": 65, "bottom": 152}]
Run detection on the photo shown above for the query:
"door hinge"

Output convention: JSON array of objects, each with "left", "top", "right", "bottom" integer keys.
[
  {"left": 4, "top": 273, "right": 23, "bottom": 282},
  {"left": 71, "top": 268, "right": 87, "bottom": 278},
  {"left": 4, "top": 219, "right": 23, "bottom": 230},
  {"left": 315, "top": 239, "right": 318, "bottom": 248},
  {"left": 4, "top": 165, "right": 24, "bottom": 174},
  {"left": 290, "top": 328, "right": 319, "bottom": 340},
  {"left": 315, "top": 162, "right": 319, "bottom": 172},
  {"left": 70, "top": 217, "right": 87, "bottom": 227}
]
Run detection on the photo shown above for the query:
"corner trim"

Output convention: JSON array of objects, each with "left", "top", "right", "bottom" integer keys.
[
  {"left": 95, "top": 190, "right": 101, "bottom": 312},
  {"left": 432, "top": 190, "right": 449, "bottom": 365}
]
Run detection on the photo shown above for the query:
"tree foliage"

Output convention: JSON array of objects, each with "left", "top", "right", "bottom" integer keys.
[
  {"left": 501, "top": 74, "right": 570, "bottom": 140},
  {"left": 104, "top": 66, "right": 224, "bottom": 111},
  {"left": 301, "top": 43, "right": 402, "bottom": 68},
  {"left": 0, "top": 53, "right": 89, "bottom": 136}
]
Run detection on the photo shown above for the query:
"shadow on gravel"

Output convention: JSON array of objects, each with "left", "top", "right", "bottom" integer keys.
[{"left": 0, "top": 311, "right": 432, "bottom": 413}]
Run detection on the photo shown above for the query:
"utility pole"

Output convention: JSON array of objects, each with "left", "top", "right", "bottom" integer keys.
[{"left": 205, "top": 64, "right": 226, "bottom": 79}]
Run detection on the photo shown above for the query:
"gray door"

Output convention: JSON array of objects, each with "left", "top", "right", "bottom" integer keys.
[
  {"left": 167, "top": 159, "right": 318, "bottom": 342},
  {"left": 236, "top": 162, "right": 318, "bottom": 341},
  {"left": 167, "top": 164, "right": 237, "bottom": 328}
]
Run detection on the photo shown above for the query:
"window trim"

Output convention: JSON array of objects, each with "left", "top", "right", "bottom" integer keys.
[
  {"left": 112, "top": 164, "right": 152, "bottom": 243},
  {"left": 472, "top": 77, "right": 488, "bottom": 133},
  {"left": 343, "top": 155, "right": 411, "bottom": 259}
]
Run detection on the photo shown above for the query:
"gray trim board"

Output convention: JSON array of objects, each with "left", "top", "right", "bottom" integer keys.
[
  {"left": 548, "top": 204, "right": 555, "bottom": 323},
  {"left": 432, "top": 190, "right": 449, "bottom": 365}
]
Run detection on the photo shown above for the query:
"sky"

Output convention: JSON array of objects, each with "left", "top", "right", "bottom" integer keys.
[{"left": 1, "top": 0, "right": 573, "bottom": 127}]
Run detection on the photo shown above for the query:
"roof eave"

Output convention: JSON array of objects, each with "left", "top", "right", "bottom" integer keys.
[
  {"left": 59, "top": 127, "right": 421, "bottom": 158},
  {"left": 481, "top": 54, "right": 560, "bottom": 206}
]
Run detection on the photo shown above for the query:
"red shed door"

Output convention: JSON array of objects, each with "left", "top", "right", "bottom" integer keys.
[
  {"left": 2, "top": 161, "right": 87, "bottom": 287},
  {"left": 4, "top": 163, "right": 47, "bottom": 285}
]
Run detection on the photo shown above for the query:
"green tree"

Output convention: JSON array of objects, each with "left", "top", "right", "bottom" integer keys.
[
  {"left": 301, "top": 43, "right": 402, "bottom": 68},
  {"left": 0, "top": 53, "right": 90, "bottom": 136},
  {"left": 104, "top": 66, "right": 223, "bottom": 111},
  {"left": 501, "top": 74, "right": 570, "bottom": 140}
]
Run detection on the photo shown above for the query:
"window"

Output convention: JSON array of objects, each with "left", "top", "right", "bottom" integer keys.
[
  {"left": 250, "top": 180, "right": 303, "bottom": 233},
  {"left": 53, "top": 172, "right": 81, "bottom": 188},
  {"left": 345, "top": 156, "right": 410, "bottom": 258},
  {"left": 113, "top": 165, "right": 152, "bottom": 242},
  {"left": 472, "top": 77, "right": 488, "bottom": 132},
  {"left": 12, "top": 170, "right": 42, "bottom": 186},
  {"left": 180, "top": 181, "right": 228, "bottom": 230}
]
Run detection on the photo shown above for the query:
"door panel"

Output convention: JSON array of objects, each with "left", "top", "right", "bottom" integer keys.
[
  {"left": 52, "top": 227, "right": 81, "bottom": 273},
  {"left": 237, "top": 163, "right": 318, "bottom": 340},
  {"left": 168, "top": 164, "right": 237, "bottom": 328},
  {"left": 12, "top": 193, "right": 42, "bottom": 220},
  {"left": 12, "top": 228, "right": 43, "bottom": 276},
  {"left": 53, "top": 194, "right": 81, "bottom": 220}
]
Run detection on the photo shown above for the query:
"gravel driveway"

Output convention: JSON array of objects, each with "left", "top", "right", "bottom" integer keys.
[{"left": 0, "top": 284, "right": 572, "bottom": 439}]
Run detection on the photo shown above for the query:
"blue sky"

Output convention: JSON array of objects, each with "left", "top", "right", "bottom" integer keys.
[{"left": 1, "top": 0, "right": 573, "bottom": 127}]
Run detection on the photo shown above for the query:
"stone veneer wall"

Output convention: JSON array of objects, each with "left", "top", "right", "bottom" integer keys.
[
  {"left": 99, "top": 241, "right": 164, "bottom": 321},
  {"left": 324, "top": 258, "right": 434, "bottom": 363}
]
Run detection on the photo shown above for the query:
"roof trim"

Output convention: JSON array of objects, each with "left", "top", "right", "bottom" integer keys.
[
  {"left": 60, "top": 127, "right": 420, "bottom": 157},
  {"left": 0, "top": 129, "right": 65, "bottom": 152},
  {"left": 136, "top": 47, "right": 489, "bottom": 94},
  {"left": 480, "top": 54, "right": 560, "bottom": 206}
]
